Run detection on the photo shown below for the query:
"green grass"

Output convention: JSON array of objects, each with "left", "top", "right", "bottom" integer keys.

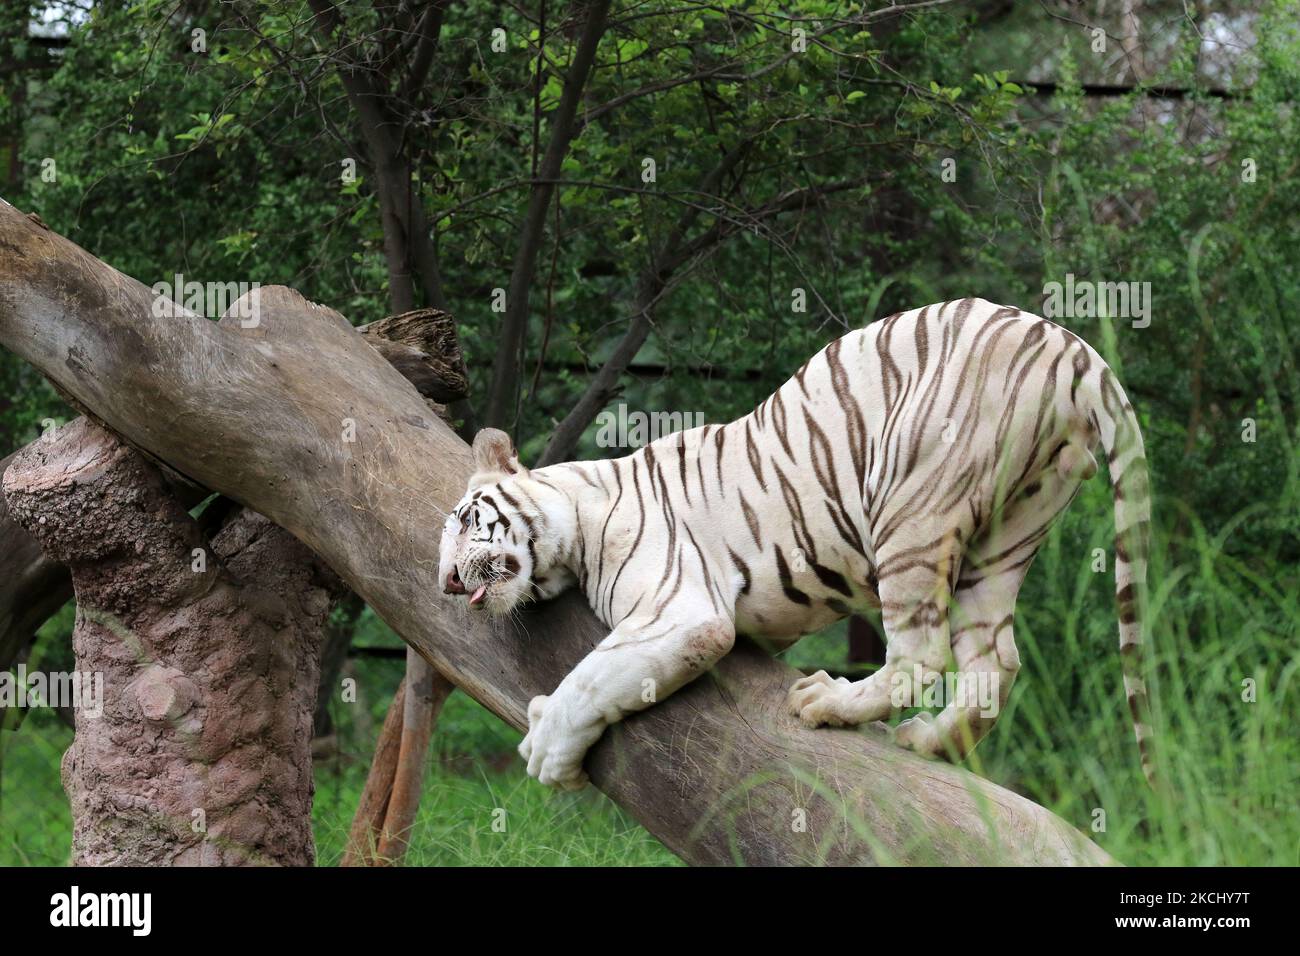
[
  {"left": 312, "top": 688, "right": 678, "bottom": 866},
  {"left": 317, "top": 767, "right": 678, "bottom": 866},
  {"left": 0, "top": 691, "right": 676, "bottom": 866},
  {"left": 2, "top": 483, "right": 1296, "bottom": 866},
  {"left": 0, "top": 650, "right": 677, "bottom": 867},
  {"left": 952, "top": 483, "right": 1299, "bottom": 867},
  {"left": 0, "top": 712, "right": 73, "bottom": 866}
]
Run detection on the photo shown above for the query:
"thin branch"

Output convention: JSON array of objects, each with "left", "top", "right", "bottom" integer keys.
[
  {"left": 537, "top": 140, "right": 750, "bottom": 465},
  {"left": 401, "top": 0, "right": 449, "bottom": 98},
  {"left": 536, "top": 166, "right": 871, "bottom": 466},
  {"left": 484, "top": 0, "right": 614, "bottom": 430},
  {"left": 307, "top": 0, "right": 451, "bottom": 313}
]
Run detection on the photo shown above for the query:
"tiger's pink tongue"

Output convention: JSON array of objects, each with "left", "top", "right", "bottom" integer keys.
[{"left": 469, "top": 585, "right": 488, "bottom": 607}]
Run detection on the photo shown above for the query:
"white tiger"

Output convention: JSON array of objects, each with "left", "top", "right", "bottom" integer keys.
[{"left": 438, "top": 298, "right": 1154, "bottom": 790}]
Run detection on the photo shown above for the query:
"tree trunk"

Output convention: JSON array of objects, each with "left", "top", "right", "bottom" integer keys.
[
  {"left": 3, "top": 418, "right": 341, "bottom": 865},
  {"left": 0, "top": 202, "right": 1114, "bottom": 865}
]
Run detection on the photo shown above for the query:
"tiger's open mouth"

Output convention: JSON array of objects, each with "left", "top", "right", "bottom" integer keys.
[
  {"left": 445, "top": 561, "right": 518, "bottom": 610},
  {"left": 444, "top": 566, "right": 488, "bottom": 606}
]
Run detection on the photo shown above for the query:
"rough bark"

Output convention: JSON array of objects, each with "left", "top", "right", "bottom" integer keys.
[
  {"left": 0, "top": 448, "right": 71, "bottom": 671},
  {"left": 3, "top": 418, "right": 341, "bottom": 865},
  {"left": 358, "top": 308, "right": 468, "bottom": 405},
  {"left": 0, "top": 202, "right": 1114, "bottom": 865}
]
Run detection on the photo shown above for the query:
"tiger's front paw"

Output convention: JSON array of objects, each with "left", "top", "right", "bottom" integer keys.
[
  {"left": 787, "top": 670, "right": 853, "bottom": 727},
  {"left": 517, "top": 693, "right": 601, "bottom": 790},
  {"left": 788, "top": 670, "right": 897, "bottom": 727}
]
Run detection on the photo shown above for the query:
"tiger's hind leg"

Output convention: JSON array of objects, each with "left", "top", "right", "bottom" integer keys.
[
  {"left": 789, "top": 529, "right": 962, "bottom": 728},
  {"left": 893, "top": 441, "right": 1096, "bottom": 758},
  {"left": 891, "top": 569, "right": 1024, "bottom": 757}
]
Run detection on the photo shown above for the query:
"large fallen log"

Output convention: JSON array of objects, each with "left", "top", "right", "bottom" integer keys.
[
  {"left": 0, "top": 200, "right": 1113, "bottom": 865},
  {"left": 1, "top": 303, "right": 467, "bottom": 675}
]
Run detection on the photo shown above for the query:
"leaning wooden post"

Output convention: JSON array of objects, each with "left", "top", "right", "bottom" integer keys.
[
  {"left": 374, "top": 650, "right": 453, "bottom": 864},
  {"left": 340, "top": 652, "right": 454, "bottom": 867},
  {"left": 341, "top": 677, "right": 407, "bottom": 866}
]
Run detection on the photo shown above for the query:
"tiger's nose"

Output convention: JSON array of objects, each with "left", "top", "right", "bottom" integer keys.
[{"left": 444, "top": 567, "right": 467, "bottom": 595}]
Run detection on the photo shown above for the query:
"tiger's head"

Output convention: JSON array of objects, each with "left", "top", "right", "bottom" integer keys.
[{"left": 438, "top": 429, "right": 572, "bottom": 617}]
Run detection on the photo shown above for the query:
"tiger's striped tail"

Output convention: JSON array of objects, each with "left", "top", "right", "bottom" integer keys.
[{"left": 1095, "top": 370, "right": 1156, "bottom": 788}]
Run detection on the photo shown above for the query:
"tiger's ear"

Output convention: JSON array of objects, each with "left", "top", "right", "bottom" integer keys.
[{"left": 468, "top": 428, "right": 527, "bottom": 487}]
